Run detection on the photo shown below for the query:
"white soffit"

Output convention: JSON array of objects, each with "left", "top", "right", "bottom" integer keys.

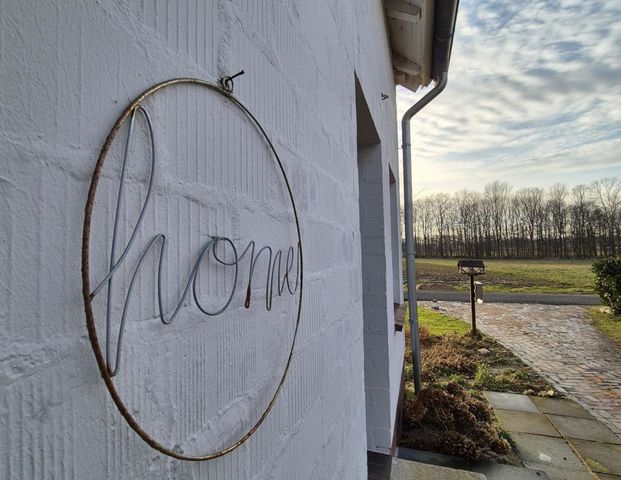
[{"left": 384, "top": 0, "right": 435, "bottom": 92}]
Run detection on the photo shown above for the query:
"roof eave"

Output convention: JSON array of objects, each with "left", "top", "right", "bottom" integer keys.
[{"left": 384, "top": 0, "right": 459, "bottom": 92}]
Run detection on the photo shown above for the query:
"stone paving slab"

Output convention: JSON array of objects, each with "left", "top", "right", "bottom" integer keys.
[
  {"left": 368, "top": 452, "right": 487, "bottom": 480},
  {"left": 530, "top": 397, "right": 595, "bottom": 419},
  {"left": 395, "top": 447, "right": 470, "bottom": 470},
  {"left": 521, "top": 463, "right": 596, "bottom": 480},
  {"left": 420, "top": 301, "right": 621, "bottom": 436},
  {"left": 485, "top": 391, "right": 539, "bottom": 413},
  {"left": 482, "top": 393, "right": 618, "bottom": 479},
  {"left": 391, "top": 458, "right": 487, "bottom": 480},
  {"left": 470, "top": 462, "right": 549, "bottom": 479},
  {"left": 510, "top": 432, "right": 587, "bottom": 470},
  {"left": 495, "top": 410, "right": 561, "bottom": 437},
  {"left": 546, "top": 415, "right": 621, "bottom": 445},
  {"left": 569, "top": 439, "right": 621, "bottom": 476}
]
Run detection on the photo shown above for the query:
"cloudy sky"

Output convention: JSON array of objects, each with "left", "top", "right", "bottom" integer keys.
[{"left": 397, "top": 0, "right": 621, "bottom": 195}]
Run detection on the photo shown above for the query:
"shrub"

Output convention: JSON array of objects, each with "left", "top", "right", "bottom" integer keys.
[
  {"left": 473, "top": 364, "right": 498, "bottom": 390},
  {"left": 401, "top": 383, "right": 510, "bottom": 461},
  {"left": 592, "top": 257, "right": 621, "bottom": 315}
]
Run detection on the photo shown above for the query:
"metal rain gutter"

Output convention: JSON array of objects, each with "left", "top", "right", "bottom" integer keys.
[{"left": 401, "top": 0, "right": 459, "bottom": 393}]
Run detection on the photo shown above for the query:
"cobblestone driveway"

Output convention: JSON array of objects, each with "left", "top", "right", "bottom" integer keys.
[{"left": 419, "top": 301, "right": 621, "bottom": 436}]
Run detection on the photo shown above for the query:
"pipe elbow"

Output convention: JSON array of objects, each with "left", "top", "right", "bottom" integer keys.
[{"left": 401, "top": 72, "right": 449, "bottom": 126}]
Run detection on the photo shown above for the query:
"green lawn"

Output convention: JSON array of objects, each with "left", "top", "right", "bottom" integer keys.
[
  {"left": 588, "top": 308, "right": 621, "bottom": 342},
  {"left": 416, "top": 307, "right": 470, "bottom": 336},
  {"left": 414, "top": 258, "right": 596, "bottom": 294}
]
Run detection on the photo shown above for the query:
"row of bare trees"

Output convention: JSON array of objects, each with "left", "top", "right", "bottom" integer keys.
[{"left": 412, "top": 178, "right": 621, "bottom": 258}]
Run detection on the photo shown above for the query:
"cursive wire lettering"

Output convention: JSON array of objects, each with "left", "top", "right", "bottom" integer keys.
[{"left": 90, "top": 106, "right": 300, "bottom": 377}]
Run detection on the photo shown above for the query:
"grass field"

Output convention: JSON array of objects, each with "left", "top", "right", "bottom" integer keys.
[
  {"left": 588, "top": 307, "right": 621, "bottom": 342},
  {"left": 414, "top": 258, "right": 596, "bottom": 294}
]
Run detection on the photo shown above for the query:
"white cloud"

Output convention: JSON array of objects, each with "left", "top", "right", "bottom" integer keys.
[{"left": 397, "top": 0, "right": 621, "bottom": 194}]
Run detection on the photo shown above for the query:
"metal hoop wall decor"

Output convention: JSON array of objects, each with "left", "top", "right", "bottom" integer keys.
[{"left": 81, "top": 77, "right": 303, "bottom": 461}]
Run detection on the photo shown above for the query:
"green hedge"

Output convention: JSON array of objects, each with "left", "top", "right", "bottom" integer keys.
[{"left": 592, "top": 257, "right": 621, "bottom": 315}]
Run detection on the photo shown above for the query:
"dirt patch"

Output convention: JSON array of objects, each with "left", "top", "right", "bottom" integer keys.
[
  {"left": 420, "top": 341, "right": 476, "bottom": 380},
  {"left": 401, "top": 308, "right": 558, "bottom": 463},
  {"left": 418, "top": 333, "right": 553, "bottom": 394},
  {"left": 414, "top": 258, "right": 596, "bottom": 294}
]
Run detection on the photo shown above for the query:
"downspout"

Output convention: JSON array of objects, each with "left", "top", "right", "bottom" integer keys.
[
  {"left": 402, "top": 74, "right": 448, "bottom": 393},
  {"left": 402, "top": 0, "right": 459, "bottom": 393}
]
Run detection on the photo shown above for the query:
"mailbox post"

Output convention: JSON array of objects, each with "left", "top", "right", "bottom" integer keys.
[{"left": 457, "top": 259, "right": 486, "bottom": 336}]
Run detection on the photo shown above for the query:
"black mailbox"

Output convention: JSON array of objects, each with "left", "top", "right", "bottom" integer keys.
[
  {"left": 457, "top": 259, "right": 485, "bottom": 276},
  {"left": 457, "top": 259, "right": 486, "bottom": 335}
]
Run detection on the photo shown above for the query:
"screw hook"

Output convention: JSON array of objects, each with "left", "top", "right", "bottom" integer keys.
[{"left": 219, "top": 70, "right": 245, "bottom": 93}]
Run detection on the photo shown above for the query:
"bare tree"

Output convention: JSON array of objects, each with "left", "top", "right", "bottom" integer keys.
[
  {"left": 548, "top": 183, "right": 568, "bottom": 257},
  {"left": 408, "top": 177, "right": 620, "bottom": 259},
  {"left": 484, "top": 181, "right": 511, "bottom": 257},
  {"left": 430, "top": 193, "right": 452, "bottom": 257},
  {"left": 514, "top": 188, "right": 543, "bottom": 256},
  {"left": 455, "top": 190, "right": 482, "bottom": 257},
  {"left": 591, "top": 177, "right": 621, "bottom": 256},
  {"left": 416, "top": 197, "right": 434, "bottom": 257},
  {"left": 570, "top": 184, "right": 593, "bottom": 257}
]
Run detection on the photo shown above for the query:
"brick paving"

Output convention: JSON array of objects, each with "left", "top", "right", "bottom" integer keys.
[{"left": 419, "top": 301, "right": 621, "bottom": 436}]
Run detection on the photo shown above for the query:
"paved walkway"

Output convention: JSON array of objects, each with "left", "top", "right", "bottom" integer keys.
[
  {"left": 484, "top": 391, "right": 621, "bottom": 479},
  {"left": 392, "top": 392, "right": 621, "bottom": 479},
  {"left": 368, "top": 452, "right": 486, "bottom": 480},
  {"left": 416, "top": 290, "right": 601, "bottom": 305},
  {"left": 419, "top": 301, "right": 621, "bottom": 437}
]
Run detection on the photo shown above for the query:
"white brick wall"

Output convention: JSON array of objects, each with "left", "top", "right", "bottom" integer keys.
[{"left": 0, "top": 0, "right": 403, "bottom": 478}]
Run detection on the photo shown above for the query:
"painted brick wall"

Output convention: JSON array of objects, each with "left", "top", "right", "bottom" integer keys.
[{"left": 0, "top": 0, "right": 403, "bottom": 478}]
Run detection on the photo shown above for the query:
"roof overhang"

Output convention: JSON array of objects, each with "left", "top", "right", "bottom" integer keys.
[{"left": 384, "top": 0, "right": 459, "bottom": 92}]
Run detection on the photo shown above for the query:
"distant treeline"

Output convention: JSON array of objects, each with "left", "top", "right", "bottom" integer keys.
[{"left": 412, "top": 178, "right": 621, "bottom": 259}]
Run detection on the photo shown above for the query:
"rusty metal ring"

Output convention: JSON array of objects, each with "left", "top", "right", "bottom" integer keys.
[{"left": 81, "top": 78, "right": 303, "bottom": 461}]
